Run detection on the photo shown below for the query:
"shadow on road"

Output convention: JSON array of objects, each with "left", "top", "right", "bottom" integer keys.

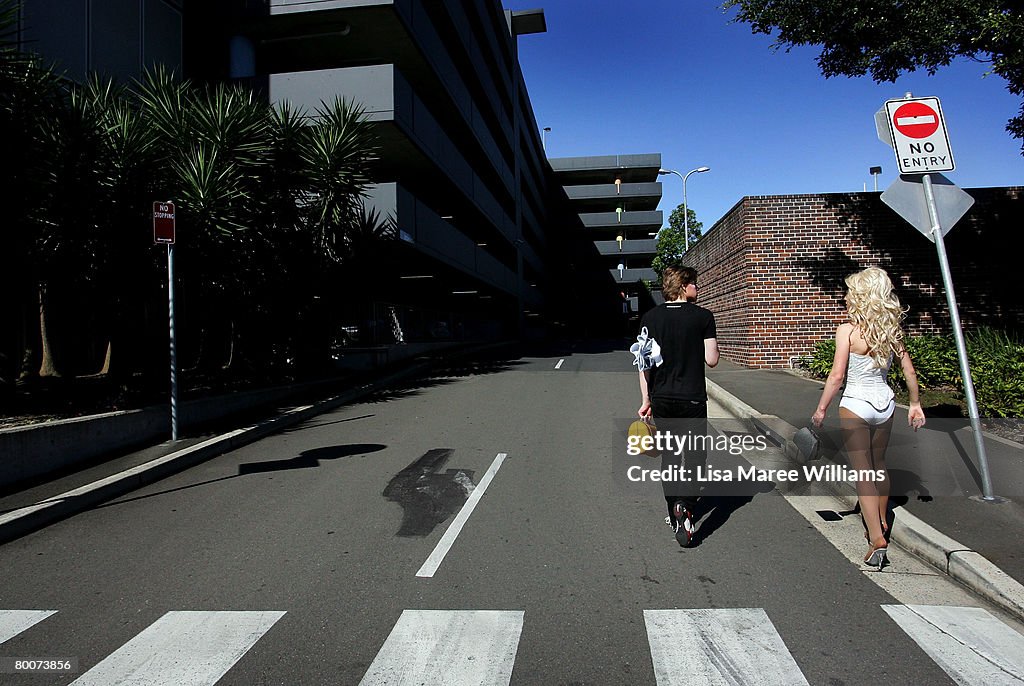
[
  {"left": 521, "top": 338, "right": 628, "bottom": 357},
  {"left": 360, "top": 352, "right": 529, "bottom": 405},
  {"left": 92, "top": 443, "right": 387, "bottom": 509},
  {"left": 689, "top": 488, "right": 772, "bottom": 547},
  {"left": 283, "top": 413, "right": 376, "bottom": 434},
  {"left": 238, "top": 444, "right": 387, "bottom": 475}
]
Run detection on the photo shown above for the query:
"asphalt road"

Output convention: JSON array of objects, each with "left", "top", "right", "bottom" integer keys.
[{"left": 1, "top": 346, "right": 1020, "bottom": 685}]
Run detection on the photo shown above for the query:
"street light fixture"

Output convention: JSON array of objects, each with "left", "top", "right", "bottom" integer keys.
[
  {"left": 869, "top": 165, "right": 882, "bottom": 192},
  {"left": 659, "top": 166, "right": 710, "bottom": 252}
]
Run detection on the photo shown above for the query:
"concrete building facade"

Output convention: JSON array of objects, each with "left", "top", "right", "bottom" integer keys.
[
  {"left": 188, "top": 0, "right": 570, "bottom": 340},
  {"left": 550, "top": 154, "right": 663, "bottom": 327},
  {"left": 15, "top": 0, "right": 183, "bottom": 83}
]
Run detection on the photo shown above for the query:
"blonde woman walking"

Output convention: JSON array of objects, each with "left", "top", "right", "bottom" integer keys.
[{"left": 812, "top": 267, "right": 926, "bottom": 569}]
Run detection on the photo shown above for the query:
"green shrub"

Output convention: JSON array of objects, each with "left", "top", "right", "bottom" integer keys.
[
  {"left": 807, "top": 339, "right": 836, "bottom": 378},
  {"left": 966, "top": 327, "right": 1024, "bottom": 418},
  {"left": 896, "top": 335, "right": 958, "bottom": 389}
]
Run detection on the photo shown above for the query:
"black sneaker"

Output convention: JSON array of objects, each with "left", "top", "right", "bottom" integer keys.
[{"left": 672, "top": 501, "right": 694, "bottom": 547}]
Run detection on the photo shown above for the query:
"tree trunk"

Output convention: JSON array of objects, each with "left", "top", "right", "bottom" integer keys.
[
  {"left": 89, "top": 291, "right": 115, "bottom": 378},
  {"left": 16, "top": 306, "right": 33, "bottom": 383},
  {"left": 18, "top": 284, "right": 42, "bottom": 382},
  {"left": 223, "top": 319, "right": 236, "bottom": 370},
  {"left": 37, "top": 284, "right": 61, "bottom": 378},
  {"left": 96, "top": 339, "right": 112, "bottom": 376}
]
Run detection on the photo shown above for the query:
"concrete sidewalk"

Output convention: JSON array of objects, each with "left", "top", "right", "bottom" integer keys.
[{"left": 706, "top": 357, "right": 1024, "bottom": 622}]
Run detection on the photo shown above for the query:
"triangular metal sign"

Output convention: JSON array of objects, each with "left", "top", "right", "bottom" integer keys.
[{"left": 880, "top": 174, "right": 975, "bottom": 242}]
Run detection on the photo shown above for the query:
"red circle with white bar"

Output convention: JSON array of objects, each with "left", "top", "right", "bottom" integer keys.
[{"left": 892, "top": 102, "right": 940, "bottom": 139}]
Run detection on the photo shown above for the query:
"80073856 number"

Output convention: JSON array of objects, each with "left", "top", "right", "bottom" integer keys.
[{"left": 0, "top": 657, "right": 78, "bottom": 673}]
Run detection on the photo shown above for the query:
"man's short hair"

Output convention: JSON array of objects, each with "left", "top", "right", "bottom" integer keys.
[{"left": 662, "top": 266, "right": 697, "bottom": 301}]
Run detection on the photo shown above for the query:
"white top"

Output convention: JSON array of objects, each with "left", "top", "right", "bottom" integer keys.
[{"left": 842, "top": 352, "right": 895, "bottom": 410}]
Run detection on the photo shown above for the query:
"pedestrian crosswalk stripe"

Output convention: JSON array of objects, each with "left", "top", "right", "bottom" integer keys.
[
  {"left": 0, "top": 610, "right": 57, "bottom": 644},
  {"left": 882, "top": 605, "right": 1024, "bottom": 685},
  {"left": 69, "top": 610, "right": 285, "bottom": 686},
  {"left": 5, "top": 604, "right": 1023, "bottom": 684},
  {"left": 359, "top": 610, "right": 524, "bottom": 686},
  {"left": 644, "top": 608, "right": 809, "bottom": 686}
]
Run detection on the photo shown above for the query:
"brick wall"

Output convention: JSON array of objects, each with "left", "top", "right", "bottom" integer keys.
[{"left": 680, "top": 187, "right": 1024, "bottom": 368}]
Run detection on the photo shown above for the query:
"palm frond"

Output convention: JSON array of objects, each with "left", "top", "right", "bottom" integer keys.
[
  {"left": 191, "top": 81, "right": 270, "bottom": 168},
  {"left": 347, "top": 204, "right": 397, "bottom": 255},
  {"left": 172, "top": 141, "right": 252, "bottom": 239},
  {"left": 297, "top": 97, "right": 379, "bottom": 263},
  {"left": 134, "top": 65, "right": 192, "bottom": 148}
]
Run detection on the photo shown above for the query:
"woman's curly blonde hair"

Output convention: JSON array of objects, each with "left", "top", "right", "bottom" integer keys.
[{"left": 844, "top": 267, "right": 907, "bottom": 368}]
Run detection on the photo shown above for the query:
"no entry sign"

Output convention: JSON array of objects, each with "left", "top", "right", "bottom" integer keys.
[
  {"left": 153, "top": 201, "right": 176, "bottom": 244},
  {"left": 883, "top": 96, "right": 954, "bottom": 174}
]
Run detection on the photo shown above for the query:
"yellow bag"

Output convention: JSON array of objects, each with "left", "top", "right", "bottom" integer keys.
[{"left": 627, "top": 417, "right": 660, "bottom": 457}]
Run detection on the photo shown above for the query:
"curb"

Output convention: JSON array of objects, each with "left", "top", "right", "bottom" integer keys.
[
  {"left": 706, "top": 378, "right": 1024, "bottom": 624},
  {"left": 0, "top": 343, "right": 512, "bottom": 545}
]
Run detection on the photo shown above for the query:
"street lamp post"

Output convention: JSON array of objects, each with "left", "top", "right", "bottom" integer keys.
[
  {"left": 869, "top": 165, "right": 882, "bottom": 191},
  {"left": 659, "top": 166, "right": 710, "bottom": 252}
]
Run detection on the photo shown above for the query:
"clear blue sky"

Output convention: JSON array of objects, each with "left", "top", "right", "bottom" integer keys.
[{"left": 513, "top": 1, "right": 1023, "bottom": 230}]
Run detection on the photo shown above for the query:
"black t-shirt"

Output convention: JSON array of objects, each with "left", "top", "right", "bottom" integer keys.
[{"left": 639, "top": 302, "right": 717, "bottom": 401}]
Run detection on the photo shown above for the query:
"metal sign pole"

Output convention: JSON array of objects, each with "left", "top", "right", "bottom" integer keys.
[
  {"left": 921, "top": 174, "right": 995, "bottom": 500},
  {"left": 168, "top": 242, "right": 179, "bottom": 441}
]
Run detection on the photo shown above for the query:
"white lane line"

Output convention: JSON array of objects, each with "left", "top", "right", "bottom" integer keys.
[
  {"left": 882, "top": 605, "right": 1024, "bottom": 684},
  {"left": 554, "top": 358, "right": 564, "bottom": 369},
  {"left": 359, "top": 610, "right": 523, "bottom": 686},
  {"left": 416, "top": 452, "right": 508, "bottom": 578},
  {"left": 644, "top": 608, "right": 809, "bottom": 686},
  {"left": 0, "top": 610, "right": 57, "bottom": 644},
  {"left": 70, "top": 610, "right": 285, "bottom": 686}
]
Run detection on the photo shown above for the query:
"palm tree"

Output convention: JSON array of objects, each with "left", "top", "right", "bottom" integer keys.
[
  {"left": 73, "top": 76, "right": 161, "bottom": 380},
  {"left": 136, "top": 67, "right": 272, "bottom": 372},
  {"left": 289, "top": 97, "right": 379, "bottom": 368},
  {"left": 32, "top": 74, "right": 112, "bottom": 379},
  {"left": 1, "top": 0, "right": 68, "bottom": 385},
  {"left": 300, "top": 97, "right": 379, "bottom": 266},
  {"left": 261, "top": 101, "right": 310, "bottom": 238},
  {"left": 245, "top": 102, "right": 314, "bottom": 367},
  {"left": 4, "top": 40, "right": 386, "bottom": 401}
]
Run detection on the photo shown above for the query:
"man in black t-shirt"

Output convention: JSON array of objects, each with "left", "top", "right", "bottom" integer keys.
[{"left": 637, "top": 266, "right": 719, "bottom": 547}]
